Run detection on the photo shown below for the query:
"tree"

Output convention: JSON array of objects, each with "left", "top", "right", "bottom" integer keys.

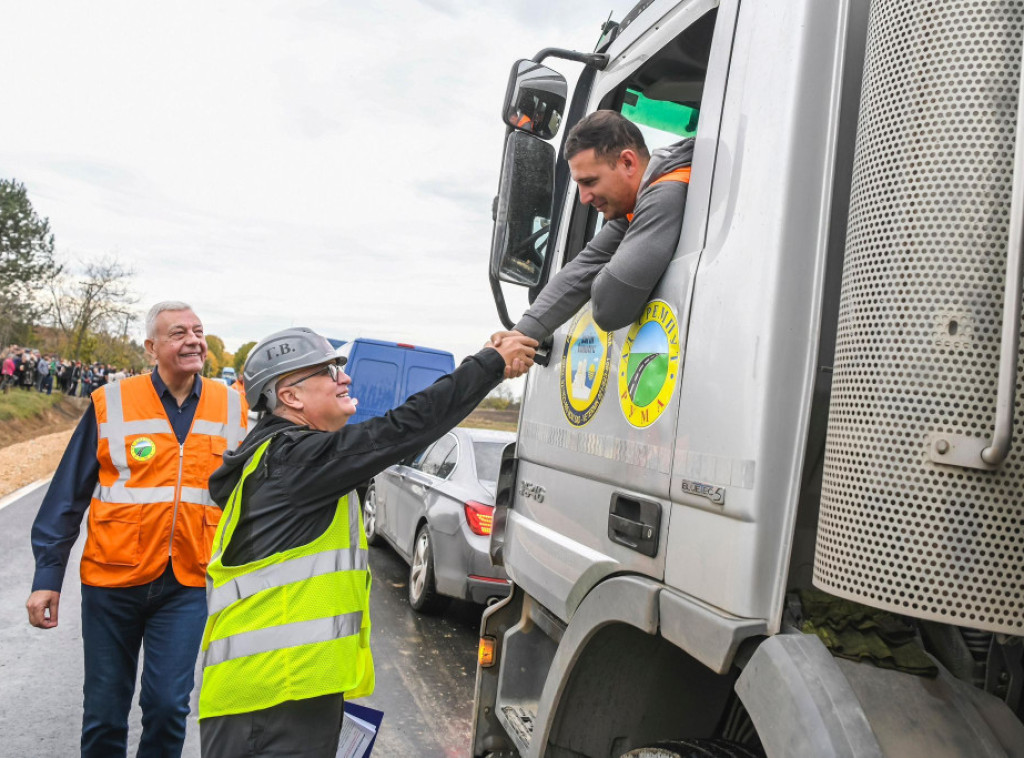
[
  {"left": 203, "top": 352, "right": 222, "bottom": 378},
  {"left": 206, "top": 334, "right": 226, "bottom": 364},
  {"left": 480, "top": 383, "right": 520, "bottom": 411},
  {"left": 234, "top": 341, "right": 256, "bottom": 373},
  {"left": 0, "top": 179, "right": 61, "bottom": 345},
  {"left": 48, "top": 256, "right": 138, "bottom": 361}
]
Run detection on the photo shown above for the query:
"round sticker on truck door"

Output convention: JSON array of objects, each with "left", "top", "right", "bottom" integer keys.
[
  {"left": 618, "top": 300, "right": 680, "bottom": 428},
  {"left": 560, "top": 310, "right": 611, "bottom": 427}
]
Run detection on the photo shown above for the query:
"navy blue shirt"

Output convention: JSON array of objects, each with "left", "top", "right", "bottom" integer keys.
[{"left": 30, "top": 371, "right": 203, "bottom": 593}]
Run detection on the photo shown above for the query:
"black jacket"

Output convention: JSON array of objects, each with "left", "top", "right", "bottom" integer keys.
[{"left": 208, "top": 348, "right": 506, "bottom": 567}]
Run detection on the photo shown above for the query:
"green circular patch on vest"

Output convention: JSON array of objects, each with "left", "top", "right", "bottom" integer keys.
[{"left": 130, "top": 437, "right": 157, "bottom": 462}]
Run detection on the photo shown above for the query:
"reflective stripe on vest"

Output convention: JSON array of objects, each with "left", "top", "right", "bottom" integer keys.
[
  {"left": 82, "top": 375, "right": 246, "bottom": 588},
  {"left": 626, "top": 166, "right": 691, "bottom": 223},
  {"left": 207, "top": 546, "right": 368, "bottom": 615},
  {"left": 204, "top": 610, "right": 364, "bottom": 667},
  {"left": 199, "top": 436, "right": 373, "bottom": 719}
]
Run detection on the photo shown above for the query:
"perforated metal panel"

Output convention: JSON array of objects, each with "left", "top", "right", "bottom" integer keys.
[{"left": 815, "top": 0, "right": 1024, "bottom": 634}]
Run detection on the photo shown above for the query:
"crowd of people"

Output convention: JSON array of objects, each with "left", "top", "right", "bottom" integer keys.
[{"left": 1, "top": 345, "right": 136, "bottom": 397}]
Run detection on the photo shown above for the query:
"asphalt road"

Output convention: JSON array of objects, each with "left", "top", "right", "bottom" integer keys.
[{"left": 0, "top": 481, "right": 484, "bottom": 757}]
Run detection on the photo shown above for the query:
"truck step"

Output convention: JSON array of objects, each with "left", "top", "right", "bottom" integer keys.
[{"left": 501, "top": 705, "right": 536, "bottom": 749}]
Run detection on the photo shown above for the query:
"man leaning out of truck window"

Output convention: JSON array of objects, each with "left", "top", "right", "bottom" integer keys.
[{"left": 493, "top": 109, "right": 692, "bottom": 368}]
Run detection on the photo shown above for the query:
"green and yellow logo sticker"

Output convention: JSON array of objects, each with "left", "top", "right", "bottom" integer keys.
[
  {"left": 560, "top": 309, "right": 611, "bottom": 427},
  {"left": 618, "top": 300, "right": 680, "bottom": 428},
  {"left": 129, "top": 437, "right": 157, "bottom": 462}
]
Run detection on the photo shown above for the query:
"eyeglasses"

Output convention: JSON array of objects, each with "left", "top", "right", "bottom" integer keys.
[{"left": 282, "top": 361, "right": 343, "bottom": 388}]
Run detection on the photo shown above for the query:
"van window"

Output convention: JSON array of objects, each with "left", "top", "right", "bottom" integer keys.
[
  {"left": 406, "top": 365, "right": 446, "bottom": 397},
  {"left": 355, "top": 358, "right": 399, "bottom": 412}
]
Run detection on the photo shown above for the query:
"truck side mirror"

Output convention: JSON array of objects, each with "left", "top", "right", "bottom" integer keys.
[
  {"left": 502, "top": 60, "right": 567, "bottom": 140},
  {"left": 490, "top": 131, "right": 556, "bottom": 288}
]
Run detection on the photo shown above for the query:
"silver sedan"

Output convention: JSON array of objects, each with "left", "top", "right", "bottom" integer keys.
[{"left": 364, "top": 427, "right": 514, "bottom": 613}]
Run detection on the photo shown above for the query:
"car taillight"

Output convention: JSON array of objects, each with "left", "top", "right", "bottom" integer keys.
[{"left": 465, "top": 501, "right": 494, "bottom": 536}]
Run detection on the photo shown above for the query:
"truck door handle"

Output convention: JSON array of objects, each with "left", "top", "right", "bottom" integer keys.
[
  {"left": 608, "top": 514, "right": 654, "bottom": 541},
  {"left": 607, "top": 493, "right": 661, "bottom": 557}
]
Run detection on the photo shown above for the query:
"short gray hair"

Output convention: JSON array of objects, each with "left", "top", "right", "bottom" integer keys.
[{"left": 146, "top": 301, "right": 194, "bottom": 339}]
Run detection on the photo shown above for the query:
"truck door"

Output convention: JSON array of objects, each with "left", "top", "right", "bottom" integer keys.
[{"left": 505, "top": 0, "right": 735, "bottom": 621}]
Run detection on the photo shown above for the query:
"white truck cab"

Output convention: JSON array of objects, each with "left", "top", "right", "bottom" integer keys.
[{"left": 473, "top": 1, "right": 1024, "bottom": 756}]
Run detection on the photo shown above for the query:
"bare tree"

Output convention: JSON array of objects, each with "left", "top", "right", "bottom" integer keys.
[{"left": 49, "top": 256, "right": 139, "bottom": 361}]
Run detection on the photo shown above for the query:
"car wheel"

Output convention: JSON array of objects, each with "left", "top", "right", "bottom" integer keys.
[
  {"left": 363, "top": 483, "right": 380, "bottom": 546},
  {"left": 621, "top": 739, "right": 763, "bottom": 758},
  {"left": 408, "top": 525, "right": 449, "bottom": 614}
]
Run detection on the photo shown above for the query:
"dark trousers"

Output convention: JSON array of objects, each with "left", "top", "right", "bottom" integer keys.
[
  {"left": 200, "top": 694, "right": 345, "bottom": 758},
  {"left": 81, "top": 562, "right": 207, "bottom": 758}
]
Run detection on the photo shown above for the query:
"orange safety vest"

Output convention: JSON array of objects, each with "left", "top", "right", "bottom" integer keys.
[
  {"left": 626, "top": 166, "right": 691, "bottom": 223},
  {"left": 230, "top": 379, "right": 249, "bottom": 417},
  {"left": 81, "top": 374, "right": 247, "bottom": 588}
]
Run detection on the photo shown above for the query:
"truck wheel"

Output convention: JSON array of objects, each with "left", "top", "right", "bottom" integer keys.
[
  {"left": 363, "top": 483, "right": 380, "bottom": 546},
  {"left": 622, "top": 739, "right": 763, "bottom": 758},
  {"left": 408, "top": 525, "right": 449, "bottom": 614}
]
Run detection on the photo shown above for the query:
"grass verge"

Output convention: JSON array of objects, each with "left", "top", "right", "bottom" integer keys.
[{"left": 0, "top": 391, "right": 66, "bottom": 422}]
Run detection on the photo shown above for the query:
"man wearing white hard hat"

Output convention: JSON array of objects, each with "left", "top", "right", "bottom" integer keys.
[{"left": 198, "top": 326, "right": 536, "bottom": 757}]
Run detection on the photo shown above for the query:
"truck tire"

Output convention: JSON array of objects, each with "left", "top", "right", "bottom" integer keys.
[
  {"left": 408, "top": 524, "right": 449, "bottom": 614},
  {"left": 622, "top": 739, "right": 764, "bottom": 758},
  {"left": 363, "top": 482, "right": 380, "bottom": 546}
]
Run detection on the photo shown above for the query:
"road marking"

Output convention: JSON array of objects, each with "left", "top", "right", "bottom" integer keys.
[{"left": 0, "top": 476, "right": 53, "bottom": 513}]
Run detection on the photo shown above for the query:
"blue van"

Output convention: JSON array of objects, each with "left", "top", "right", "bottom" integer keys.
[{"left": 334, "top": 338, "right": 455, "bottom": 425}]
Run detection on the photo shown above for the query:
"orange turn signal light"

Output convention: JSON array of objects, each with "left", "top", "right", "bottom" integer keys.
[{"left": 478, "top": 636, "right": 497, "bottom": 668}]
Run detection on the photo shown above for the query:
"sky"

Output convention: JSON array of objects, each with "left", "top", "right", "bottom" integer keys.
[{"left": 0, "top": 0, "right": 635, "bottom": 367}]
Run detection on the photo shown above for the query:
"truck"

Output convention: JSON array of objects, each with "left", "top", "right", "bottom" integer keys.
[{"left": 472, "top": 1, "right": 1024, "bottom": 756}]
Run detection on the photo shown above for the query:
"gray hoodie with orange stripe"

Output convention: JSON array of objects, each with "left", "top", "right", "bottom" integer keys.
[{"left": 514, "top": 138, "right": 694, "bottom": 341}]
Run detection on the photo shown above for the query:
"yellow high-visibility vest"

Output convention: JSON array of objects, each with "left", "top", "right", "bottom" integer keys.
[{"left": 199, "top": 436, "right": 373, "bottom": 719}]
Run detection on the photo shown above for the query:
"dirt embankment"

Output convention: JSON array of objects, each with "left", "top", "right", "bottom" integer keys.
[
  {"left": 0, "top": 396, "right": 88, "bottom": 451},
  {"left": 0, "top": 396, "right": 88, "bottom": 499}
]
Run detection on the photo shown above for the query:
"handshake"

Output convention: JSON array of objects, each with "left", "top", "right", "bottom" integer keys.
[{"left": 487, "top": 330, "right": 539, "bottom": 379}]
